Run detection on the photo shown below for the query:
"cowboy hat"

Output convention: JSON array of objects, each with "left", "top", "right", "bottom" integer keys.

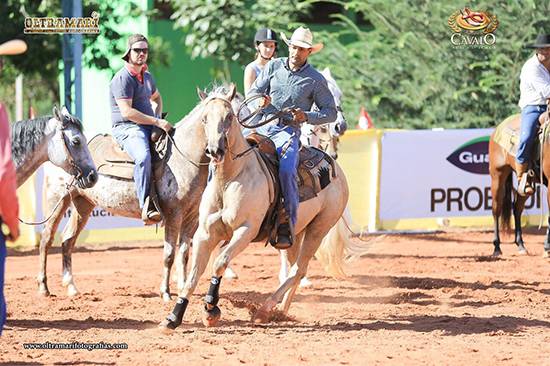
[
  {"left": 280, "top": 27, "right": 323, "bottom": 54},
  {"left": 122, "top": 34, "right": 148, "bottom": 61},
  {"left": 525, "top": 34, "right": 550, "bottom": 49},
  {"left": 0, "top": 39, "right": 27, "bottom": 56}
]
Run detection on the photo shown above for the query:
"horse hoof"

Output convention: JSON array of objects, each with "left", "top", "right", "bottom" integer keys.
[
  {"left": 492, "top": 251, "right": 502, "bottom": 257},
  {"left": 158, "top": 320, "right": 175, "bottom": 335},
  {"left": 67, "top": 286, "right": 79, "bottom": 297},
  {"left": 161, "top": 292, "right": 172, "bottom": 303},
  {"left": 518, "top": 249, "right": 528, "bottom": 256},
  {"left": 38, "top": 288, "right": 50, "bottom": 297},
  {"left": 252, "top": 309, "right": 270, "bottom": 324},
  {"left": 202, "top": 306, "right": 221, "bottom": 327},
  {"left": 299, "top": 277, "right": 313, "bottom": 288},
  {"left": 543, "top": 251, "right": 550, "bottom": 258},
  {"left": 224, "top": 267, "right": 239, "bottom": 280}
]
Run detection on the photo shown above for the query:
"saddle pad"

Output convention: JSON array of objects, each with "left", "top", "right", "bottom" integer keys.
[
  {"left": 493, "top": 114, "right": 521, "bottom": 157},
  {"left": 297, "top": 146, "right": 335, "bottom": 202}
]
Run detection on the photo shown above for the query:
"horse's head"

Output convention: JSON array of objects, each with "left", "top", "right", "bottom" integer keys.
[
  {"left": 316, "top": 124, "right": 340, "bottom": 160},
  {"left": 321, "top": 67, "right": 348, "bottom": 137},
  {"left": 198, "top": 84, "right": 237, "bottom": 164},
  {"left": 48, "top": 106, "right": 97, "bottom": 189}
]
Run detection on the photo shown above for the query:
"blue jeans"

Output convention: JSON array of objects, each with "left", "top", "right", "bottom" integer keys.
[
  {"left": 0, "top": 219, "right": 6, "bottom": 336},
  {"left": 516, "top": 105, "right": 547, "bottom": 164},
  {"left": 112, "top": 123, "right": 152, "bottom": 208},
  {"left": 258, "top": 123, "right": 300, "bottom": 226}
]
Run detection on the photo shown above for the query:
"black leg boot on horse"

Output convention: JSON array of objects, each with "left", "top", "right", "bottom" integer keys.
[{"left": 516, "top": 161, "right": 535, "bottom": 197}]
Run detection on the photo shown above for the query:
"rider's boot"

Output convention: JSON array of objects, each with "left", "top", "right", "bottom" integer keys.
[
  {"left": 142, "top": 183, "right": 162, "bottom": 225},
  {"left": 273, "top": 221, "right": 295, "bottom": 250},
  {"left": 516, "top": 161, "right": 534, "bottom": 196}
]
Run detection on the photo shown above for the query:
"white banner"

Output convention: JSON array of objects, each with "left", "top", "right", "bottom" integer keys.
[{"left": 379, "top": 129, "right": 547, "bottom": 220}]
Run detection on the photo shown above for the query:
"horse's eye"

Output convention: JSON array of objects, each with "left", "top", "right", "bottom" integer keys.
[{"left": 72, "top": 137, "right": 81, "bottom": 146}]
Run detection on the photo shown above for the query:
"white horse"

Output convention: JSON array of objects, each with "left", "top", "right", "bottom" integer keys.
[
  {"left": 160, "top": 84, "right": 353, "bottom": 332},
  {"left": 11, "top": 106, "right": 97, "bottom": 189},
  {"left": 300, "top": 67, "right": 347, "bottom": 159}
]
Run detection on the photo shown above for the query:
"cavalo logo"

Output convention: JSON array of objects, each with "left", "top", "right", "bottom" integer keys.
[
  {"left": 448, "top": 8, "right": 498, "bottom": 48},
  {"left": 446, "top": 136, "right": 490, "bottom": 175}
]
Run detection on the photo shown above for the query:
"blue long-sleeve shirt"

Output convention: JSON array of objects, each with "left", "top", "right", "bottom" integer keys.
[{"left": 247, "top": 57, "right": 337, "bottom": 126}]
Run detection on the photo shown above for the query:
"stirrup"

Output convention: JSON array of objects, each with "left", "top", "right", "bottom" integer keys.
[
  {"left": 272, "top": 223, "right": 294, "bottom": 250},
  {"left": 517, "top": 173, "right": 534, "bottom": 196},
  {"left": 142, "top": 197, "right": 162, "bottom": 225}
]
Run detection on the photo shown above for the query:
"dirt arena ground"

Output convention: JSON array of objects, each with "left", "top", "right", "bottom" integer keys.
[{"left": 1, "top": 230, "right": 549, "bottom": 365}]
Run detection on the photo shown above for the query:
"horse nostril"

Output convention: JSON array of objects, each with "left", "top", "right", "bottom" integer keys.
[{"left": 88, "top": 171, "right": 97, "bottom": 184}]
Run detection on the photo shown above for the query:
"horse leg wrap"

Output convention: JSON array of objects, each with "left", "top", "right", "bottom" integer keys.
[
  {"left": 204, "top": 276, "right": 222, "bottom": 307},
  {"left": 166, "top": 297, "right": 189, "bottom": 329}
]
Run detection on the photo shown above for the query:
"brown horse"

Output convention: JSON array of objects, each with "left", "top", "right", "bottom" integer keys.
[{"left": 489, "top": 114, "right": 550, "bottom": 257}]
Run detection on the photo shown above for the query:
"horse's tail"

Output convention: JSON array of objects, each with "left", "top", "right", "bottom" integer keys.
[
  {"left": 500, "top": 173, "right": 513, "bottom": 232},
  {"left": 315, "top": 205, "right": 376, "bottom": 279}
]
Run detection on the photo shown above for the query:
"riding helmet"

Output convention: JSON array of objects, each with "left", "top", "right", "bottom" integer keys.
[{"left": 254, "top": 28, "right": 278, "bottom": 45}]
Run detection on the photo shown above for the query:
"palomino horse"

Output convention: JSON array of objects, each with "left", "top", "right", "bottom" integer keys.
[
  {"left": 35, "top": 98, "right": 221, "bottom": 300},
  {"left": 11, "top": 106, "right": 96, "bottom": 189},
  {"left": 160, "top": 84, "right": 350, "bottom": 332},
  {"left": 300, "top": 67, "right": 347, "bottom": 160},
  {"left": 489, "top": 114, "right": 550, "bottom": 257}
]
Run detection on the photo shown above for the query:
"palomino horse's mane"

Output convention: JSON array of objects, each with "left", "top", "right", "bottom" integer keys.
[
  {"left": 175, "top": 84, "right": 239, "bottom": 129},
  {"left": 10, "top": 114, "right": 82, "bottom": 167}
]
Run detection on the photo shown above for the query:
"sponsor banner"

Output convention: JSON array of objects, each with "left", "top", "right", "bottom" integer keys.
[{"left": 379, "top": 129, "right": 547, "bottom": 221}]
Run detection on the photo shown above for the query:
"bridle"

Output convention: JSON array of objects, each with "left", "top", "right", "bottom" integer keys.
[{"left": 56, "top": 118, "right": 84, "bottom": 182}]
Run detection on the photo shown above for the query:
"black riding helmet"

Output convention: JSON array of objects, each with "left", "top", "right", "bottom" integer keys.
[{"left": 254, "top": 28, "right": 278, "bottom": 46}]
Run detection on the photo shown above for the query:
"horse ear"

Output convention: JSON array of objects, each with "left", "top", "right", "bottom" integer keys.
[
  {"left": 61, "top": 105, "right": 70, "bottom": 116},
  {"left": 53, "top": 105, "right": 62, "bottom": 122},
  {"left": 226, "top": 83, "right": 237, "bottom": 101},
  {"left": 197, "top": 87, "right": 208, "bottom": 101}
]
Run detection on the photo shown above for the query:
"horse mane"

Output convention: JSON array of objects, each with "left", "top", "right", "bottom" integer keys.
[
  {"left": 10, "top": 116, "right": 51, "bottom": 167},
  {"left": 175, "top": 83, "right": 241, "bottom": 129},
  {"left": 10, "top": 113, "right": 83, "bottom": 167}
]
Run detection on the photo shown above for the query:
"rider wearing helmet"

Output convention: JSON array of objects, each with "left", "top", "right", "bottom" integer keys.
[{"left": 243, "top": 28, "right": 278, "bottom": 95}]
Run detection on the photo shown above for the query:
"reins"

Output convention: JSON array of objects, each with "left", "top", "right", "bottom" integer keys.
[{"left": 19, "top": 176, "right": 77, "bottom": 226}]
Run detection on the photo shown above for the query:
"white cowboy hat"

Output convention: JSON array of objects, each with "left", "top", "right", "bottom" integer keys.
[
  {"left": 0, "top": 39, "right": 27, "bottom": 56},
  {"left": 280, "top": 27, "right": 323, "bottom": 54}
]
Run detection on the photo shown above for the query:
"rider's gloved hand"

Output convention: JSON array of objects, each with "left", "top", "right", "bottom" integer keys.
[
  {"left": 290, "top": 108, "right": 307, "bottom": 124},
  {"left": 259, "top": 95, "right": 271, "bottom": 108},
  {"left": 156, "top": 118, "right": 173, "bottom": 133}
]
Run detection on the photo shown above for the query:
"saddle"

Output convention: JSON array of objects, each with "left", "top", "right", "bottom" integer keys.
[
  {"left": 245, "top": 133, "right": 336, "bottom": 245},
  {"left": 88, "top": 132, "right": 170, "bottom": 181}
]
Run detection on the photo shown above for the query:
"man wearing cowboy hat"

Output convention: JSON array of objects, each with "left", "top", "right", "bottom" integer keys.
[
  {"left": 515, "top": 34, "right": 550, "bottom": 196},
  {"left": 0, "top": 38, "right": 27, "bottom": 335},
  {"left": 247, "top": 26, "right": 337, "bottom": 249},
  {"left": 110, "top": 33, "right": 172, "bottom": 224}
]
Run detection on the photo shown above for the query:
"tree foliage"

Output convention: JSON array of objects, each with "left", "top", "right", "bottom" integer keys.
[
  {"left": 310, "top": 0, "right": 550, "bottom": 129},
  {"left": 169, "top": 0, "right": 310, "bottom": 80}
]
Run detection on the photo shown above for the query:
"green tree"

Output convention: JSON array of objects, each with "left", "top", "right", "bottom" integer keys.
[
  {"left": 169, "top": 0, "right": 310, "bottom": 80},
  {"left": 310, "top": 0, "right": 550, "bottom": 129}
]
